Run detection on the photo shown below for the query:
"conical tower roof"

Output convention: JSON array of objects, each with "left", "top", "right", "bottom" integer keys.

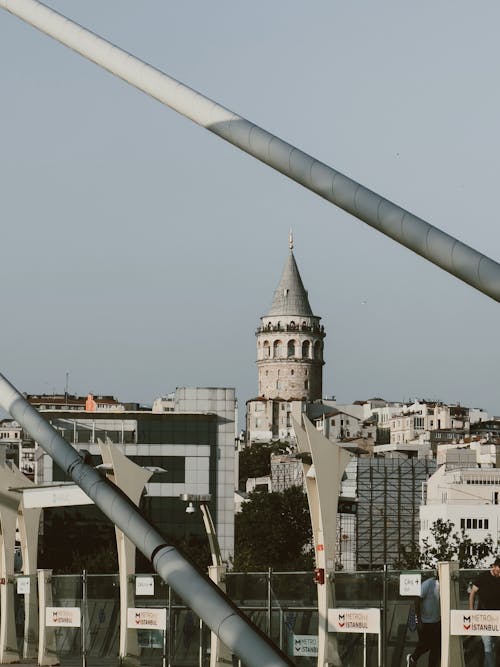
[{"left": 267, "top": 238, "right": 313, "bottom": 317}]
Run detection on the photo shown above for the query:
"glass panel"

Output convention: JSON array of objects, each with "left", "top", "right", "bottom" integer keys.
[{"left": 25, "top": 569, "right": 487, "bottom": 665}]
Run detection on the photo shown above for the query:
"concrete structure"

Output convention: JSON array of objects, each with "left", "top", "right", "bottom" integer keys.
[
  {"left": 100, "top": 444, "right": 153, "bottom": 666},
  {"left": 439, "top": 561, "right": 466, "bottom": 667},
  {"left": 0, "top": 463, "right": 40, "bottom": 664},
  {"left": 293, "top": 415, "right": 351, "bottom": 667}
]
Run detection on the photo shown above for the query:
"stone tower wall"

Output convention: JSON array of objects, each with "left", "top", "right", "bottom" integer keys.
[{"left": 256, "top": 315, "right": 325, "bottom": 401}]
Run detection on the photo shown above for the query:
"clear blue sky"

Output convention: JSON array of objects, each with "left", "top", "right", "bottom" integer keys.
[{"left": 1, "top": 1, "right": 500, "bottom": 421}]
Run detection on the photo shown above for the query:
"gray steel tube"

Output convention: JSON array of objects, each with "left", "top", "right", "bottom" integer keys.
[
  {"left": 2, "top": 0, "right": 500, "bottom": 301},
  {"left": 0, "top": 372, "right": 292, "bottom": 667}
]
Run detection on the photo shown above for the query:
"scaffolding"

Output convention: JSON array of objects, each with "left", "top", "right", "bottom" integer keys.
[{"left": 356, "top": 457, "right": 436, "bottom": 569}]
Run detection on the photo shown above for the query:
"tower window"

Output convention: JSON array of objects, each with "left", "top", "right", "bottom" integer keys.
[
  {"left": 304, "top": 380, "right": 309, "bottom": 390},
  {"left": 287, "top": 340, "right": 296, "bottom": 357},
  {"left": 302, "top": 340, "right": 310, "bottom": 358},
  {"left": 263, "top": 341, "right": 270, "bottom": 358},
  {"left": 273, "top": 340, "right": 282, "bottom": 357}
]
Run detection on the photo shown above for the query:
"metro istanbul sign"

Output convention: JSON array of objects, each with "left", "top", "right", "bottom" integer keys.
[{"left": 450, "top": 611, "right": 500, "bottom": 636}]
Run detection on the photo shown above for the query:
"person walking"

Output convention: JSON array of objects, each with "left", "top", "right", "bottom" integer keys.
[
  {"left": 406, "top": 575, "right": 441, "bottom": 667},
  {"left": 468, "top": 557, "right": 500, "bottom": 667}
]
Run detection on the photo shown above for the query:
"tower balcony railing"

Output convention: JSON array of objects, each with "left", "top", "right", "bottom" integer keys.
[
  {"left": 259, "top": 355, "right": 324, "bottom": 364},
  {"left": 256, "top": 323, "right": 325, "bottom": 334}
]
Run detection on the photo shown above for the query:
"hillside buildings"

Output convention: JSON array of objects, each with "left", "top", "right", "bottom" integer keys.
[
  {"left": 3, "top": 233, "right": 499, "bottom": 573},
  {"left": 243, "top": 236, "right": 498, "bottom": 571}
]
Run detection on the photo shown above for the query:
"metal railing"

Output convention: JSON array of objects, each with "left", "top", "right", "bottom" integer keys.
[{"left": 11, "top": 568, "right": 485, "bottom": 666}]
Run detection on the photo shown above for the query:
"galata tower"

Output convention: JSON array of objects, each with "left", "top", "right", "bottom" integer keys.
[{"left": 247, "top": 234, "right": 325, "bottom": 442}]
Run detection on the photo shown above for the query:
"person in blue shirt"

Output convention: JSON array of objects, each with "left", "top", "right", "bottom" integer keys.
[{"left": 407, "top": 575, "right": 441, "bottom": 667}]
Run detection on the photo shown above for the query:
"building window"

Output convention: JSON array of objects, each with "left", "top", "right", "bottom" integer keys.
[
  {"left": 302, "top": 340, "right": 310, "bottom": 358},
  {"left": 273, "top": 340, "right": 282, "bottom": 357},
  {"left": 287, "top": 340, "right": 296, "bottom": 357}
]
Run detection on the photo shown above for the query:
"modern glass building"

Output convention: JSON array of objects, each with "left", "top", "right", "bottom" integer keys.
[{"left": 24, "top": 387, "right": 236, "bottom": 570}]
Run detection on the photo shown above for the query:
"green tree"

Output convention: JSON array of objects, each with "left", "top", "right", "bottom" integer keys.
[
  {"left": 395, "top": 519, "right": 499, "bottom": 569},
  {"left": 238, "top": 441, "right": 287, "bottom": 489},
  {"left": 233, "top": 486, "right": 313, "bottom": 571},
  {"left": 420, "top": 519, "right": 498, "bottom": 568}
]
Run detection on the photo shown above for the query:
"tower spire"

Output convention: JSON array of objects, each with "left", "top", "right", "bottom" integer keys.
[{"left": 267, "top": 241, "right": 312, "bottom": 317}]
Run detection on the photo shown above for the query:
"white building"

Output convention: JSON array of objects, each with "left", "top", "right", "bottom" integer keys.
[{"left": 420, "top": 451, "right": 500, "bottom": 565}]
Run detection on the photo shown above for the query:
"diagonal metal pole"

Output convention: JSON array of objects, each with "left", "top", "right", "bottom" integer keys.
[
  {"left": 0, "top": 372, "right": 293, "bottom": 667},
  {"left": 1, "top": 0, "right": 500, "bottom": 302}
]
